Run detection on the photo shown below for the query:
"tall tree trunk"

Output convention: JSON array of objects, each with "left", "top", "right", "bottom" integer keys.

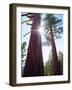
[
  {"left": 50, "top": 26, "right": 61, "bottom": 75},
  {"left": 23, "top": 14, "right": 44, "bottom": 77}
]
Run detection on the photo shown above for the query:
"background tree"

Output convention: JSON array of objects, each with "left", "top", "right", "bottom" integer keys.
[
  {"left": 44, "top": 52, "right": 53, "bottom": 75},
  {"left": 58, "top": 51, "right": 63, "bottom": 75},
  {"left": 43, "top": 14, "right": 63, "bottom": 75},
  {"left": 21, "top": 41, "right": 27, "bottom": 59},
  {"left": 21, "top": 41, "right": 27, "bottom": 76},
  {"left": 44, "top": 51, "right": 63, "bottom": 75}
]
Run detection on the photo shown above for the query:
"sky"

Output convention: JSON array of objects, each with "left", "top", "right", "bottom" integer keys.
[{"left": 21, "top": 13, "right": 63, "bottom": 66}]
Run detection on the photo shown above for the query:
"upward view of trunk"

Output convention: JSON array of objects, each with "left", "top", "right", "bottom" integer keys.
[
  {"left": 23, "top": 14, "right": 44, "bottom": 77},
  {"left": 50, "top": 26, "right": 61, "bottom": 75}
]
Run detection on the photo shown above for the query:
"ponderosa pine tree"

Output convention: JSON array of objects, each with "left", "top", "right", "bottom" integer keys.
[
  {"left": 22, "top": 13, "right": 44, "bottom": 76},
  {"left": 43, "top": 14, "right": 63, "bottom": 75}
]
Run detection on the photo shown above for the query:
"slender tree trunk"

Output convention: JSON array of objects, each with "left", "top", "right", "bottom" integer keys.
[
  {"left": 50, "top": 26, "right": 61, "bottom": 75},
  {"left": 23, "top": 14, "right": 44, "bottom": 77}
]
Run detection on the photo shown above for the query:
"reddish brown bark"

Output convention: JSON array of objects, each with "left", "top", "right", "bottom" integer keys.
[
  {"left": 23, "top": 14, "right": 44, "bottom": 77},
  {"left": 50, "top": 26, "right": 61, "bottom": 75}
]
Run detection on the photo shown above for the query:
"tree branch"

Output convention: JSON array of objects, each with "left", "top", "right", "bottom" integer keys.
[
  {"left": 21, "top": 19, "right": 32, "bottom": 24},
  {"left": 23, "top": 31, "right": 31, "bottom": 37}
]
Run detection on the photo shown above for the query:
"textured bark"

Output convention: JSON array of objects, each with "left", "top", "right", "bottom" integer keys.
[
  {"left": 50, "top": 26, "right": 61, "bottom": 75},
  {"left": 23, "top": 14, "right": 44, "bottom": 77}
]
